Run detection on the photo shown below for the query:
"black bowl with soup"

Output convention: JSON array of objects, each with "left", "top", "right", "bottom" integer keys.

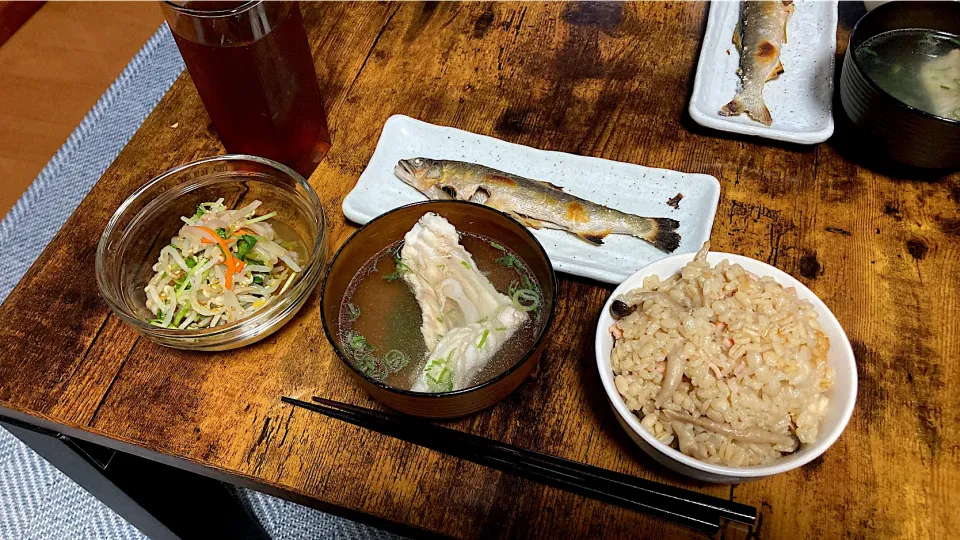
[{"left": 840, "top": 1, "right": 960, "bottom": 169}]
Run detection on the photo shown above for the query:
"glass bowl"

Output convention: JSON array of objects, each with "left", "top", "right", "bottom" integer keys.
[
  {"left": 96, "top": 154, "right": 327, "bottom": 351},
  {"left": 319, "top": 201, "right": 558, "bottom": 418}
]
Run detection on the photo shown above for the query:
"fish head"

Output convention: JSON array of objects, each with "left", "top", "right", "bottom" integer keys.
[{"left": 395, "top": 158, "right": 445, "bottom": 193}]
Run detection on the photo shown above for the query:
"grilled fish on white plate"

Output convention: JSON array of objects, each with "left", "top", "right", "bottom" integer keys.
[{"left": 395, "top": 158, "right": 681, "bottom": 252}]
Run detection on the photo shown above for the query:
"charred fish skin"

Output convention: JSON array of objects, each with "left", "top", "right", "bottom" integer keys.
[
  {"left": 719, "top": 0, "right": 794, "bottom": 126},
  {"left": 394, "top": 158, "right": 681, "bottom": 253}
]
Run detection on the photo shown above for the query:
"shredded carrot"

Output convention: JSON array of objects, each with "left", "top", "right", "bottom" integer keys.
[
  {"left": 227, "top": 230, "right": 253, "bottom": 276},
  {"left": 201, "top": 236, "right": 235, "bottom": 245},
  {"left": 196, "top": 226, "right": 235, "bottom": 289}
]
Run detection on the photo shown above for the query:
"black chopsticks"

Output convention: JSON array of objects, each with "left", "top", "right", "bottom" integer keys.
[{"left": 281, "top": 396, "right": 757, "bottom": 533}]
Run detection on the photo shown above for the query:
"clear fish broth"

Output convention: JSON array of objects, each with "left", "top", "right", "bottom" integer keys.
[
  {"left": 338, "top": 233, "right": 543, "bottom": 391},
  {"left": 855, "top": 29, "right": 960, "bottom": 121}
]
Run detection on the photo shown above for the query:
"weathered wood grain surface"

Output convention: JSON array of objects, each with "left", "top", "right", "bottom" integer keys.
[{"left": 1, "top": 2, "right": 958, "bottom": 538}]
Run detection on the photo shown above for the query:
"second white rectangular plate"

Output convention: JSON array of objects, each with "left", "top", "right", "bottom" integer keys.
[
  {"left": 689, "top": 0, "right": 838, "bottom": 144},
  {"left": 342, "top": 115, "right": 720, "bottom": 285}
]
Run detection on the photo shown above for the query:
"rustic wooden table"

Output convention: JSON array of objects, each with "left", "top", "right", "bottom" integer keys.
[{"left": 0, "top": 2, "right": 956, "bottom": 538}]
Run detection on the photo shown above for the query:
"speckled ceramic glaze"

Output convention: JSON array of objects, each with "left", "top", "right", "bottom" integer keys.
[
  {"left": 342, "top": 115, "right": 719, "bottom": 285},
  {"left": 689, "top": 0, "right": 838, "bottom": 144}
]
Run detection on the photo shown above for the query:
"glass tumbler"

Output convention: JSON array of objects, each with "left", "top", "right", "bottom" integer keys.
[{"left": 161, "top": 1, "right": 331, "bottom": 177}]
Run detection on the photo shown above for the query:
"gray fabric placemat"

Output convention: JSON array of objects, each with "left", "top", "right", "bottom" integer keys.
[
  {"left": 0, "top": 22, "right": 402, "bottom": 540},
  {"left": 0, "top": 24, "right": 184, "bottom": 304}
]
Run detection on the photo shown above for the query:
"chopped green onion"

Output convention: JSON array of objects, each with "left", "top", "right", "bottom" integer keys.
[
  {"left": 861, "top": 47, "right": 878, "bottom": 57},
  {"left": 425, "top": 349, "right": 456, "bottom": 391},
  {"left": 384, "top": 252, "right": 411, "bottom": 282},
  {"left": 495, "top": 326, "right": 507, "bottom": 331},
  {"left": 245, "top": 211, "right": 277, "bottom": 225},
  {"left": 511, "top": 288, "right": 540, "bottom": 312},
  {"left": 215, "top": 227, "right": 228, "bottom": 239},
  {"left": 252, "top": 274, "right": 265, "bottom": 286},
  {"left": 172, "top": 304, "right": 189, "bottom": 326},
  {"left": 148, "top": 309, "right": 166, "bottom": 327},
  {"left": 436, "top": 315, "right": 443, "bottom": 323},
  {"left": 175, "top": 274, "right": 192, "bottom": 295},
  {"left": 477, "top": 329, "right": 489, "bottom": 349},
  {"left": 346, "top": 303, "right": 361, "bottom": 322},
  {"left": 495, "top": 252, "right": 521, "bottom": 269},
  {"left": 460, "top": 261, "right": 470, "bottom": 269},
  {"left": 383, "top": 350, "right": 409, "bottom": 372},
  {"left": 355, "top": 353, "right": 376, "bottom": 376},
  {"left": 489, "top": 242, "right": 505, "bottom": 251},
  {"left": 445, "top": 348, "right": 455, "bottom": 363},
  {"left": 235, "top": 234, "right": 258, "bottom": 261},
  {"left": 184, "top": 256, "right": 197, "bottom": 269},
  {"left": 346, "top": 331, "right": 373, "bottom": 355},
  {"left": 195, "top": 205, "right": 206, "bottom": 218},
  {"left": 508, "top": 275, "right": 537, "bottom": 298}
]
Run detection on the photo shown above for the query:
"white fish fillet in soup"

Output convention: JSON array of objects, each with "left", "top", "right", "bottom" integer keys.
[{"left": 399, "top": 213, "right": 528, "bottom": 392}]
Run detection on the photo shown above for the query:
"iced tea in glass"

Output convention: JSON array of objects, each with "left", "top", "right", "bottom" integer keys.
[{"left": 161, "top": 1, "right": 331, "bottom": 176}]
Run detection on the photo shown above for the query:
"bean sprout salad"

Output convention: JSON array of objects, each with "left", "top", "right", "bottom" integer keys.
[{"left": 144, "top": 198, "right": 302, "bottom": 329}]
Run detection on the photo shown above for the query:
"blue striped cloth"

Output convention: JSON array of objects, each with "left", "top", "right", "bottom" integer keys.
[{"left": 0, "top": 23, "right": 401, "bottom": 540}]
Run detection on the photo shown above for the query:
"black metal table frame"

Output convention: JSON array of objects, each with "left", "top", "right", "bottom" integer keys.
[
  {"left": 0, "top": 408, "right": 429, "bottom": 540},
  {"left": 0, "top": 416, "right": 271, "bottom": 540}
]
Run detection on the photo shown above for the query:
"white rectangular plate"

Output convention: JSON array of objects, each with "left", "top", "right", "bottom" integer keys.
[
  {"left": 689, "top": 0, "right": 838, "bottom": 144},
  {"left": 341, "top": 115, "right": 720, "bottom": 285}
]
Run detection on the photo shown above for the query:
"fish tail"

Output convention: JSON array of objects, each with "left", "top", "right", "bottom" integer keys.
[
  {"left": 719, "top": 93, "right": 773, "bottom": 126},
  {"left": 624, "top": 216, "right": 681, "bottom": 253},
  {"left": 648, "top": 217, "right": 681, "bottom": 253}
]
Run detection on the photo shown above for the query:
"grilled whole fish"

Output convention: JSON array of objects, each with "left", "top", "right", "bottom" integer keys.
[
  {"left": 719, "top": 0, "right": 794, "bottom": 126},
  {"left": 394, "top": 158, "right": 681, "bottom": 252}
]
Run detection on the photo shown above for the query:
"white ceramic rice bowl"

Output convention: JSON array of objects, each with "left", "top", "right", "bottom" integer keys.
[{"left": 595, "top": 252, "right": 857, "bottom": 483}]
